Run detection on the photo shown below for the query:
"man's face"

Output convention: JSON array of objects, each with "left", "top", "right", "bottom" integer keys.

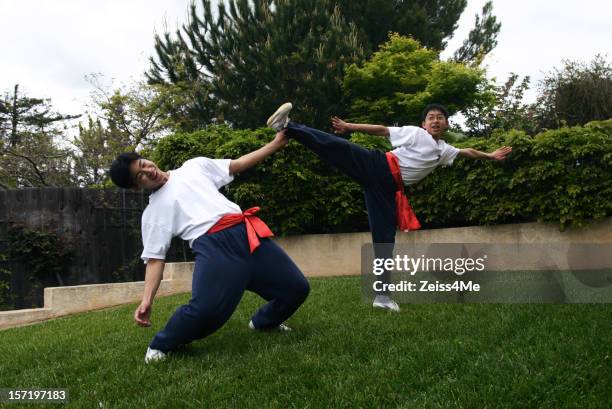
[
  {"left": 421, "top": 109, "right": 448, "bottom": 138},
  {"left": 129, "top": 158, "right": 166, "bottom": 191}
]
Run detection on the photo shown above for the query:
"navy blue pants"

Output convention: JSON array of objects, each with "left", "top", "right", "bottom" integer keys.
[
  {"left": 149, "top": 223, "right": 310, "bottom": 352},
  {"left": 286, "top": 123, "right": 397, "bottom": 293}
]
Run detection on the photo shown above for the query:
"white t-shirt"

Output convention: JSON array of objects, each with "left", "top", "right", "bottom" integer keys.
[
  {"left": 140, "top": 157, "right": 241, "bottom": 262},
  {"left": 388, "top": 126, "right": 460, "bottom": 185}
]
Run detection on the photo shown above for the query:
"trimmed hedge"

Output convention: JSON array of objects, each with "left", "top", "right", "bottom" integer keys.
[{"left": 152, "top": 120, "right": 612, "bottom": 235}]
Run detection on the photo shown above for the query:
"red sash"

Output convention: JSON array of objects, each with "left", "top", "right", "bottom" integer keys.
[
  {"left": 385, "top": 152, "right": 421, "bottom": 232},
  {"left": 207, "top": 207, "right": 274, "bottom": 254}
]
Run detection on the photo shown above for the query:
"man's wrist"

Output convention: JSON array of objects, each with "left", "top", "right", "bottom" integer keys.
[{"left": 270, "top": 139, "right": 284, "bottom": 151}]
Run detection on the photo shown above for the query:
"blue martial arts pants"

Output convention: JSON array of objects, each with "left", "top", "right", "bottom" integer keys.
[{"left": 149, "top": 223, "right": 310, "bottom": 352}]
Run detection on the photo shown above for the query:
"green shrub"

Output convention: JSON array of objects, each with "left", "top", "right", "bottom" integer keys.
[{"left": 152, "top": 121, "right": 612, "bottom": 234}]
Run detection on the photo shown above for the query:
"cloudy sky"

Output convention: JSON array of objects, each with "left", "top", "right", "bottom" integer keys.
[{"left": 1, "top": 0, "right": 610, "bottom": 118}]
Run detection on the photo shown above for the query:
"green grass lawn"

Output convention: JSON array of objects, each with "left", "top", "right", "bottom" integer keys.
[{"left": 0, "top": 276, "right": 610, "bottom": 408}]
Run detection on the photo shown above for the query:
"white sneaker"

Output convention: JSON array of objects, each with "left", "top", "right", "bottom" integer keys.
[
  {"left": 249, "top": 320, "right": 292, "bottom": 331},
  {"left": 266, "top": 102, "right": 293, "bottom": 131},
  {"left": 144, "top": 347, "right": 167, "bottom": 363},
  {"left": 277, "top": 323, "right": 292, "bottom": 332},
  {"left": 372, "top": 295, "right": 400, "bottom": 312}
]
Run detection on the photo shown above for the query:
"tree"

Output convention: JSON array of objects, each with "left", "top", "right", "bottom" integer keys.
[
  {"left": 153, "top": 80, "right": 216, "bottom": 133},
  {"left": 343, "top": 34, "right": 488, "bottom": 126},
  {"left": 336, "top": 0, "right": 468, "bottom": 53},
  {"left": 86, "top": 75, "right": 168, "bottom": 150},
  {"left": 70, "top": 76, "right": 172, "bottom": 187},
  {"left": 71, "top": 117, "right": 114, "bottom": 187},
  {"left": 453, "top": 1, "right": 501, "bottom": 65},
  {"left": 147, "top": 0, "right": 364, "bottom": 130},
  {"left": 462, "top": 73, "right": 538, "bottom": 137},
  {"left": 534, "top": 55, "right": 612, "bottom": 129},
  {"left": 0, "top": 84, "right": 79, "bottom": 147},
  {"left": 0, "top": 84, "right": 79, "bottom": 188}
]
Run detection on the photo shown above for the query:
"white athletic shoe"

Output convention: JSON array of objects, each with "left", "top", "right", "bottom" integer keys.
[
  {"left": 266, "top": 102, "right": 293, "bottom": 131},
  {"left": 372, "top": 295, "right": 400, "bottom": 312},
  {"left": 277, "top": 323, "right": 292, "bottom": 331},
  {"left": 144, "top": 347, "right": 167, "bottom": 363},
  {"left": 249, "top": 320, "right": 292, "bottom": 331}
]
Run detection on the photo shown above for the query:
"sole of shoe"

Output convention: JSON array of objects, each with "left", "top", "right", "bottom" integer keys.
[
  {"left": 372, "top": 302, "right": 400, "bottom": 312},
  {"left": 266, "top": 102, "right": 293, "bottom": 128},
  {"left": 249, "top": 320, "right": 292, "bottom": 331}
]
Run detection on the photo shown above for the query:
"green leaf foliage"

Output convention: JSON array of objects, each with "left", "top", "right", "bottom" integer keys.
[
  {"left": 344, "top": 34, "right": 487, "bottom": 125},
  {"left": 152, "top": 121, "right": 611, "bottom": 235}
]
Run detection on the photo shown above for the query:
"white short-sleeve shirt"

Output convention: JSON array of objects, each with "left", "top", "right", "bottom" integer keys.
[
  {"left": 388, "top": 126, "right": 460, "bottom": 185},
  {"left": 140, "top": 157, "right": 241, "bottom": 262}
]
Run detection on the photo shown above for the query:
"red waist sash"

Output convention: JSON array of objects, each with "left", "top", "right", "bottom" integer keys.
[
  {"left": 385, "top": 152, "right": 421, "bottom": 232},
  {"left": 207, "top": 207, "right": 274, "bottom": 254}
]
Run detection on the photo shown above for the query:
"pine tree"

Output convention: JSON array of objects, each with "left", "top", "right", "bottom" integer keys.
[
  {"left": 453, "top": 1, "right": 501, "bottom": 65},
  {"left": 0, "top": 84, "right": 79, "bottom": 147},
  {"left": 0, "top": 84, "right": 79, "bottom": 188},
  {"left": 147, "top": 0, "right": 364, "bottom": 129},
  {"left": 336, "top": 0, "right": 469, "bottom": 53}
]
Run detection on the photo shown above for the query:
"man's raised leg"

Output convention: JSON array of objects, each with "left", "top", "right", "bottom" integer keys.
[{"left": 285, "top": 123, "right": 383, "bottom": 187}]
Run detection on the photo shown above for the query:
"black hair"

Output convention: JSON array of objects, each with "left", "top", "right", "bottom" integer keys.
[
  {"left": 421, "top": 104, "right": 449, "bottom": 122},
  {"left": 109, "top": 152, "right": 143, "bottom": 189}
]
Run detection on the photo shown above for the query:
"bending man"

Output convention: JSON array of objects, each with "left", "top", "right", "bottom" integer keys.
[{"left": 109, "top": 131, "right": 309, "bottom": 362}]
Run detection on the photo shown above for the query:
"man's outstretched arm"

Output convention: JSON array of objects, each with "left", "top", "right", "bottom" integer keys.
[
  {"left": 134, "top": 258, "right": 165, "bottom": 327},
  {"left": 458, "top": 146, "right": 512, "bottom": 161},
  {"left": 229, "top": 131, "right": 288, "bottom": 175},
  {"left": 331, "top": 116, "right": 389, "bottom": 137}
]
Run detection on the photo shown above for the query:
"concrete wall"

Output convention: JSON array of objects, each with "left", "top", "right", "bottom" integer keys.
[
  {"left": 276, "top": 218, "right": 612, "bottom": 276},
  {"left": 0, "top": 262, "right": 194, "bottom": 330},
  {"left": 1, "top": 218, "right": 611, "bottom": 330}
]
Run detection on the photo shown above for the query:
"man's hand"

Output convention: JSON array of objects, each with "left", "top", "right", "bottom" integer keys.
[
  {"left": 489, "top": 146, "right": 512, "bottom": 161},
  {"left": 272, "top": 129, "right": 289, "bottom": 147},
  {"left": 134, "top": 301, "right": 152, "bottom": 327},
  {"left": 331, "top": 116, "right": 351, "bottom": 134}
]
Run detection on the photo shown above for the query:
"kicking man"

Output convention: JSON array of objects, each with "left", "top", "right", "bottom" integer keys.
[
  {"left": 109, "top": 131, "right": 309, "bottom": 362},
  {"left": 267, "top": 103, "right": 511, "bottom": 312}
]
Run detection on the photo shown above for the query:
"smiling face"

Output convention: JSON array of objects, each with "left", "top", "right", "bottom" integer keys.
[
  {"left": 421, "top": 109, "right": 449, "bottom": 139},
  {"left": 128, "top": 158, "right": 168, "bottom": 191}
]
